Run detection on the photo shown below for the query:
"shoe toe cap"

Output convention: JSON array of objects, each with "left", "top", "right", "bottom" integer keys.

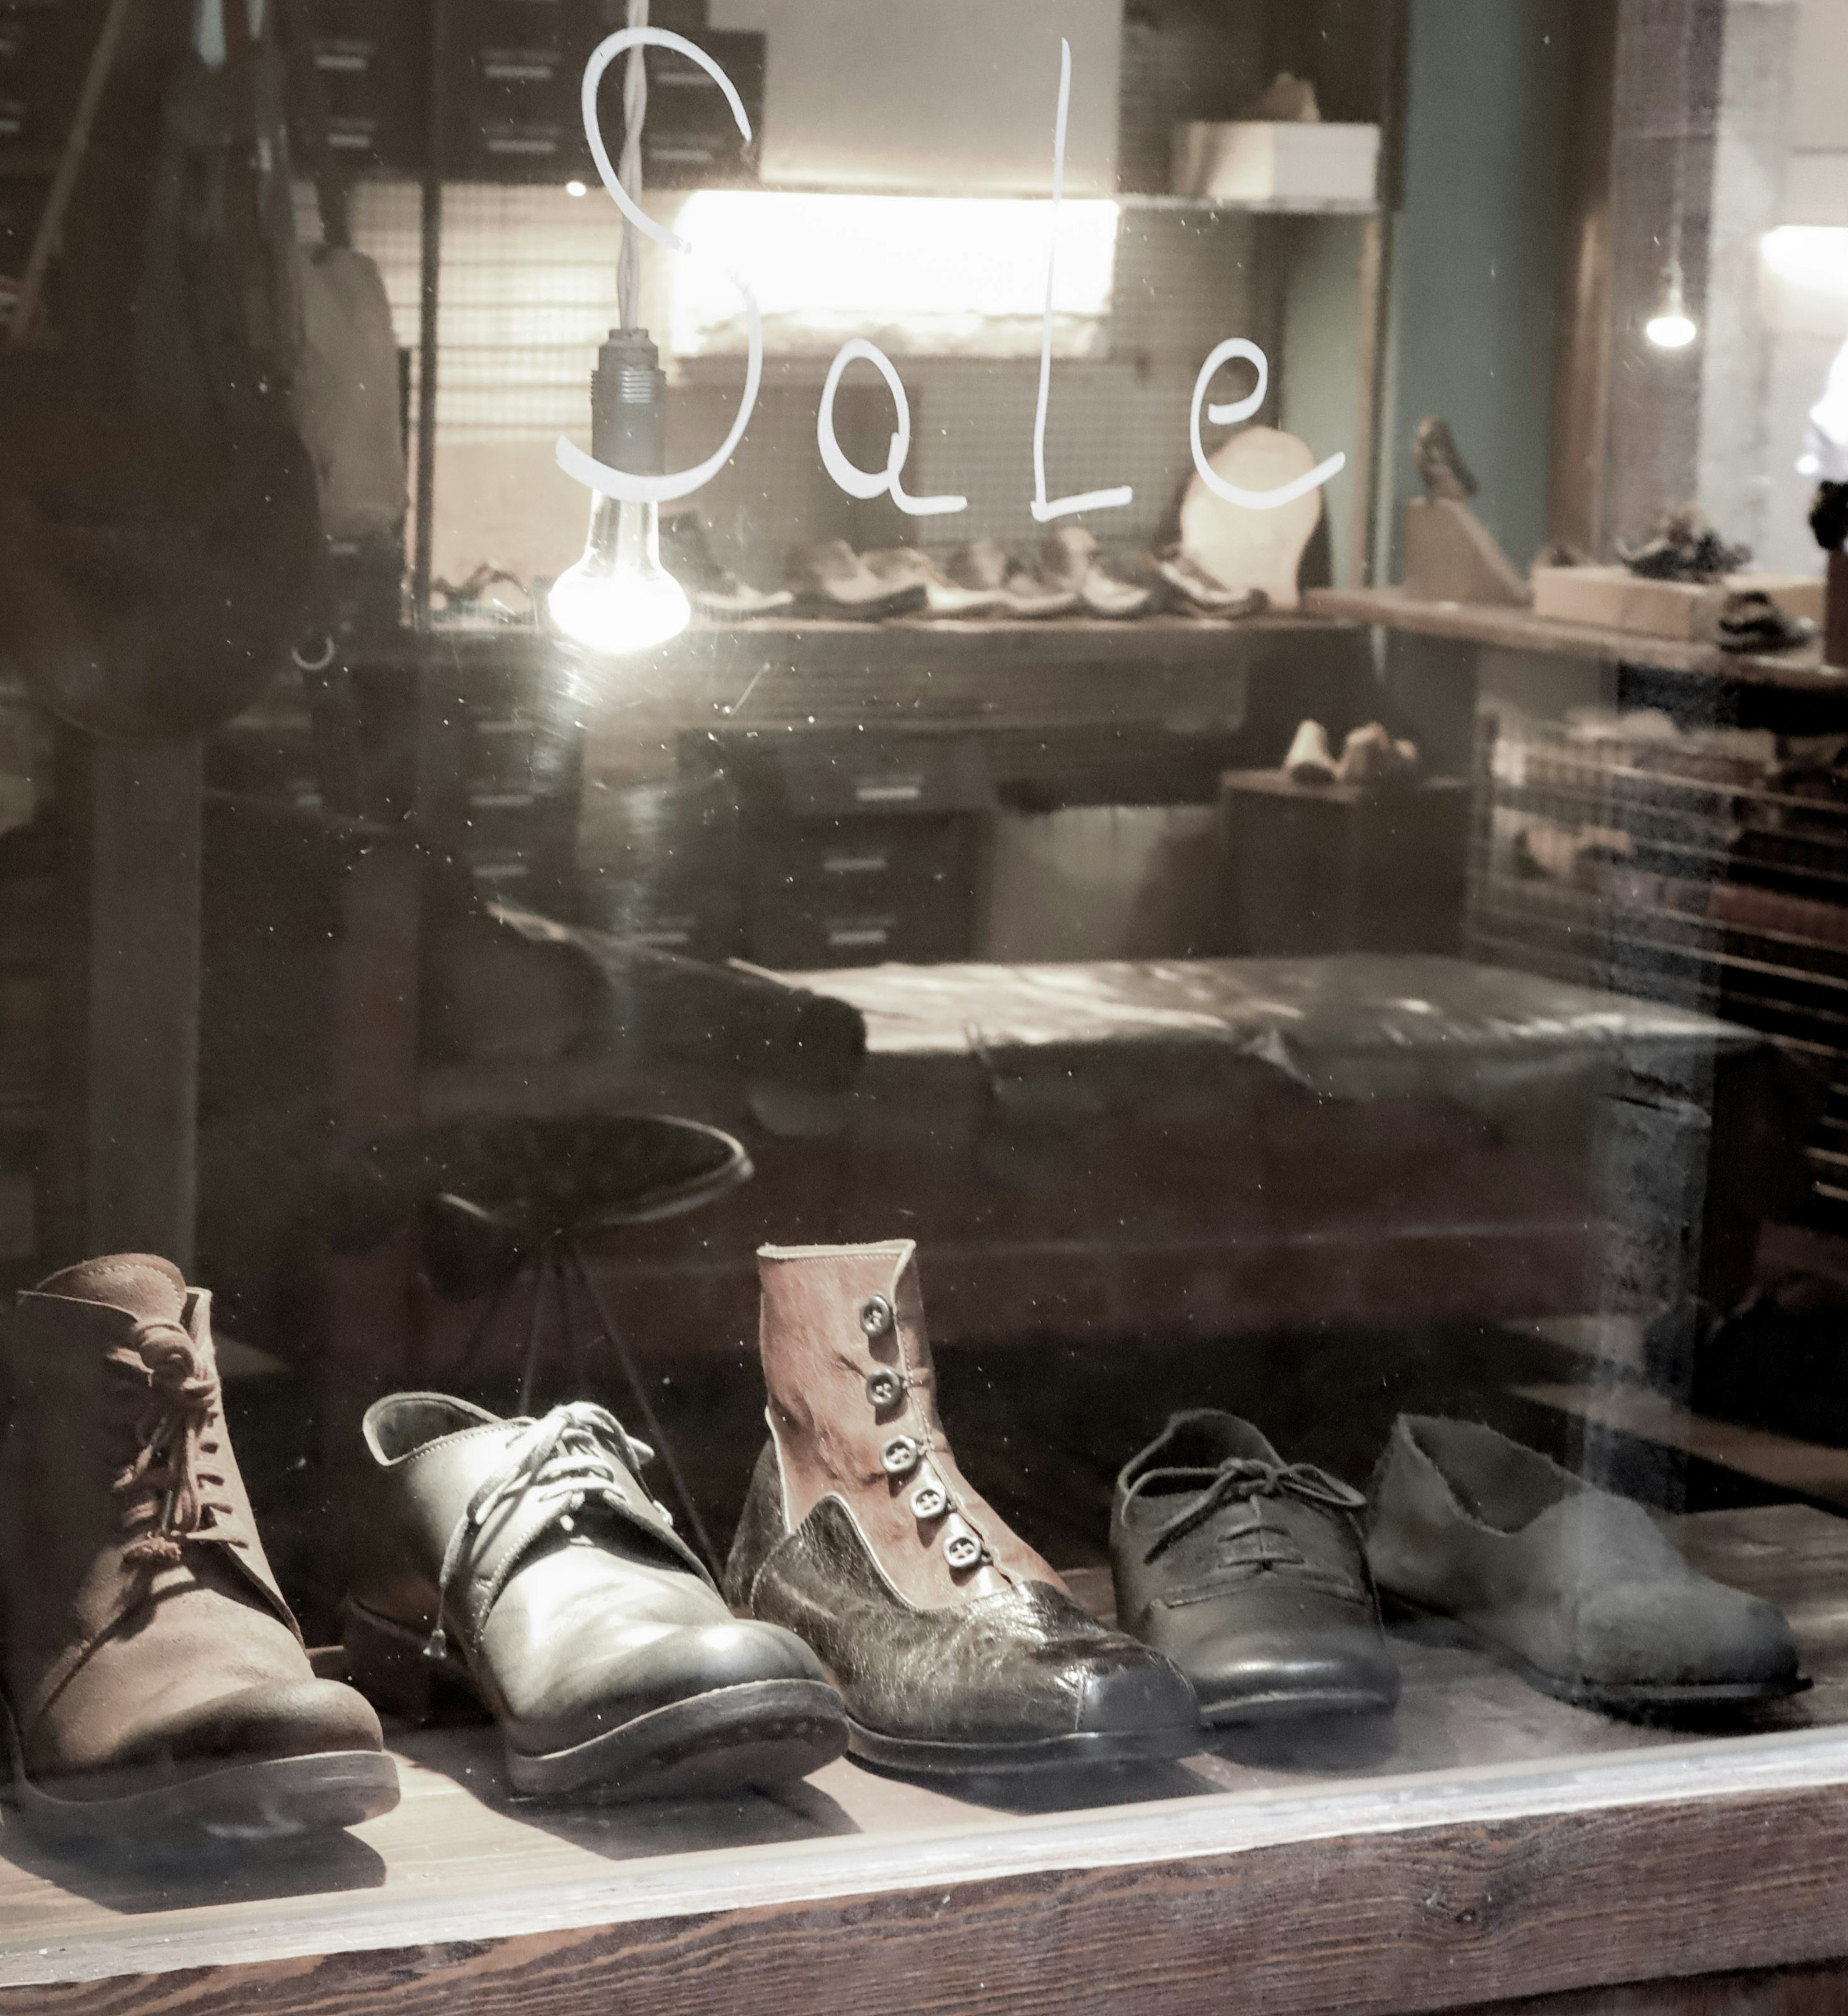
[
  {"left": 1073, "top": 1644, "right": 1199, "bottom": 1738},
  {"left": 1578, "top": 1584, "right": 1801, "bottom": 1690},
  {"left": 1187, "top": 1627, "right": 1402, "bottom": 1721},
  {"left": 135, "top": 1677, "right": 386, "bottom": 1771}
]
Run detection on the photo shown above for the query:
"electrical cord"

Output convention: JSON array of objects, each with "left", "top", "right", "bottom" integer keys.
[{"left": 616, "top": 0, "right": 648, "bottom": 332}]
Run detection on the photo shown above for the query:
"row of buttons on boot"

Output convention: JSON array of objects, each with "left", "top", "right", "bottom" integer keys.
[{"left": 859, "top": 1292, "right": 987, "bottom": 1571}]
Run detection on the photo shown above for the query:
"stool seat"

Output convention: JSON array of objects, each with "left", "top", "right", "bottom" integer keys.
[
  {"left": 328, "top": 1113, "right": 751, "bottom": 1574},
  {"left": 333, "top": 1113, "right": 750, "bottom": 1275}
]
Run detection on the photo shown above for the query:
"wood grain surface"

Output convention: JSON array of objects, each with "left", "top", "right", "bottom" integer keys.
[
  {"left": 1302, "top": 587, "right": 1848, "bottom": 698},
  {"left": 4, "top": 1783, "right": 1848, "bottom": 2016},
  {"left": 5, "top": 1508, "right": 1848, "bottom": 2013}
]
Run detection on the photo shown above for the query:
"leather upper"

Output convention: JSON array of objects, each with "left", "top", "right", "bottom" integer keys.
[
  {"left": 350, "top": 1392, "right": 827, "bottom": 1754},
  {"left": 1366, "top": 1414, "right": 1800, "bottom": 1689},
  {"left": 1111, "top": 1410, "right": 1397, "bottom": 1708},
  {"left": 0, "top": 1256, "right": 382, "bottom": 1791},
  {"left": 757, "top": 1241, "right": 1061, "bottom": 1609},
  {"left": 729, "top": 1442, "right": 1195, "bottom": 1744}
]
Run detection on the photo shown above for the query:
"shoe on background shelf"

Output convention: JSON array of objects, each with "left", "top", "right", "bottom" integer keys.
[
  {"left": 345, "top": 1392, "right": 847, "bottom": 1799},
  {"left": 1150, "top": 545, "right": 1269, "bottom": 618},
  {"left": 1619, "top": 505, "right": 1752, "bottom": 583},
  {"left": 944, "top": 537, "right": 1081, "bottom": 618},
  {"left": 1283, "top": 718, "right": 1338, "bottom": 783},
  {"left": 661, "top": 514, "right": 794, "bottom": 619},
  {"left": 861, "top": 547, "right": 1008, "bottom": 619},
  {"left": 725, "top": 1240, "right": 1202, "bottom": 1774},
  {"left": 1717, "top": 590, "right": 1818, "bottom": 655},
  {"left": 788, "top": 539, "right": 930, "bottom": 620},
  {"left": 1336, "top": 722, "right": 1420, "bottom": 787},
  {"left": 0, "top": 1254, "right": 398, "bottom": 1842},
  {"left": 1035, "top": 526, "right": 1155, "bottom": 619}
]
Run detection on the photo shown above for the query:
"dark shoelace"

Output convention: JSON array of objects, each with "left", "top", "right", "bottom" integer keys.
[
  {"left": 1130, "top": 1456, "right": 1367, "bottom": 1566},
  {"left": 111, "top": 1320, "right": 238, "bottom": 1567}
]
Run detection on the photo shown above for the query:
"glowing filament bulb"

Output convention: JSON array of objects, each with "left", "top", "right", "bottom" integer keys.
[{"left": 548, "top": 492, "right": 690, "bottom": 656}]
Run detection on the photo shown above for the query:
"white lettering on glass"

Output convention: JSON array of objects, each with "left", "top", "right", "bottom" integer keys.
[
  {"left": 1188, "top": 337, "right": 1346, "bottom": 508},
  {"left": 817, "top": 340, "right": 967, "bottom": 517},
  {"left": 1030, "top": 39, "right": 1131, "bottom": 523},
  {"left": 555, "top": 27, "right": 762, "bottom": 504}
]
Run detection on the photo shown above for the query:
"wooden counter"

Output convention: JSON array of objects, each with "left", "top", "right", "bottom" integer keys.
[
  {"left": 5, "top": 1507, "right": 1848, "bottom": 2015},
  {"left": 1301, "top": 586, "right": 1847, "bottom": 695}
]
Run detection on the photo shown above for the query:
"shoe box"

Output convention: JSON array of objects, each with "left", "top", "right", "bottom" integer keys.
[
  {"left": 440, "top": 0, "right": 763, "bottom": 184},
  {"left": 706, "top": 730, "right": 993, "bottom": 971}
]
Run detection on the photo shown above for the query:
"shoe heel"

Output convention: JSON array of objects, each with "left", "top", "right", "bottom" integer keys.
[{"left": 343, "top": 1604, "right": 443, "bottom": 1723}]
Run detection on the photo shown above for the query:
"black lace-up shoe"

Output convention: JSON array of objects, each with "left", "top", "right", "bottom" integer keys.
[
  {"left": 1111, "top": 1411, "right": 1399, "bottom": 1726},
  {"left": 345, "top": 1395, "right": 846, "bottom": 1797}
]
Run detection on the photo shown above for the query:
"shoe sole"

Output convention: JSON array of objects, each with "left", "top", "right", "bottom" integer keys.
[
  {"left": 1382, "top": 1595, "right": 1812, "bottom": 1713},
  {"left": 507, "top": 1679, "right": 848, "bottom": 1799},
  {"left": 844, "top": 1716, "right": 1200, "bottom": 1776},
  {"left": 345, "top": 1602, "right": 847, "bottom": 1799},
  {"left": 3, "top": 1694, "right": 398, "bottom": 1843},
  {"left": 1199, "top": 1684, "right": 1400, "bottom": 1728}
]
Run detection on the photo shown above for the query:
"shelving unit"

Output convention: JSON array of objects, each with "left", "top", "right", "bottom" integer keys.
[{"left": 1310, "top": 587, "right": 1848, "bottom": 1235}]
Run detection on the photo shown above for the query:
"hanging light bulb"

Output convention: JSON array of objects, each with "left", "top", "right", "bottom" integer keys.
[
  {"left": 1645, "top": 272, "right": 1698, "bottom": 350},
  {"left": 1645, "top": 256, "right": 1698, "bottom": 349},
  {"left": 547, "top": 327, "right": 691, "bottom": 656}
]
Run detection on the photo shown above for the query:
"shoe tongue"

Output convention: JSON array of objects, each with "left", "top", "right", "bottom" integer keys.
[{"left": 33, "top": 1253, "right": 187, "bottom": 1324}]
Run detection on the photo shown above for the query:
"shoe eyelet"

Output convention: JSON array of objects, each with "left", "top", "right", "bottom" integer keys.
[
  {"left": 865, "top": 1368, "right": 906, "bottom": 1409},
  {"left": 910, "top": 1477, "right": 948, "bottom": 1521},
  {"left": 880, "top": 1434, "right": 921, "bottom": 1477},
  {"left": 859, "top": 1294, "right": 895, "bottom": 1338}
]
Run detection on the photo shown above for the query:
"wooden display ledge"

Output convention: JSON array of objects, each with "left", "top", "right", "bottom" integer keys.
[
  {"left": 340, "top": 611, "right": 1360, "bottom": 742},
  {"left": 1303, "top": 585, "right": 1847, "bottom": 695},
  {"left": 6, "top": 1507, "right": 1848, "bottom": 2014}
]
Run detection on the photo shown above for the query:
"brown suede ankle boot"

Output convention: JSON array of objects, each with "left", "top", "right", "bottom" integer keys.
[
  {"left": 724, "top": 1241, "right": 1199, "bottom": 1772},
  {"left": 0, "top": 1255, "right": 398, "bottom": 1840}
]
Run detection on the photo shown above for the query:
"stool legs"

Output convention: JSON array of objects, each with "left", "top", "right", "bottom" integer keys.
[{"left": 564, "top": 1240, "right": 720, "bottom": 1578}]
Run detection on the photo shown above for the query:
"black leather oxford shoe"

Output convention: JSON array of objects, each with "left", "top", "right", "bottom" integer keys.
[
  {"left": 344, "top": 1395, "right": 847, "bottom": 1797},
  {"left": 1111, "top": 1412, "right": 1399, "bottom": 1726}
]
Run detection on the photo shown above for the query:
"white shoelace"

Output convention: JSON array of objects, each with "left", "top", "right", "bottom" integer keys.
[{"left": 424, "top": 1401, "right": 664, "bottom": 1662}]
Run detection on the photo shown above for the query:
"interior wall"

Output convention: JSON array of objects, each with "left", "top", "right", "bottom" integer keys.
[
  {"left": 1371, "top": 0, "right": 1572, "bottom": 585},
  {"left": 1746, "top": 0, "right": 1848, "bottom": 576}
]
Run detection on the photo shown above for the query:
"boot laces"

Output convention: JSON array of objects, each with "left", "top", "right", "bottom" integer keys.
[
  {"left": 112, "top": 1319, "right": 239, "bottom": 1567},
  {"left": 1133, "top": 1456, "right": 1366, "bottom": 1565},
  {"left": 425, "top": 1401, "right": 659, "bottom": 1662}
]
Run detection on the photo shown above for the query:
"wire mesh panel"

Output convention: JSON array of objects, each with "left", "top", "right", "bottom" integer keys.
[{"left": 1468, "top": 707, "right": 1848, "bottom": 1229}]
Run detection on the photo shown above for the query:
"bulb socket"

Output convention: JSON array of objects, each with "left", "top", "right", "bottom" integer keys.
[{"left": 590, "top": 327, "right": 667, "bottom": 476}]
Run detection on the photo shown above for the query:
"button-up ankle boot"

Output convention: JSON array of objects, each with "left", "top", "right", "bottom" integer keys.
[
  {"left": 725, "top": 1240, "right": 1199, "bottom": 1772},
  {"left": 0, "top": 1255, "right": 397, "bottom": 1840}
]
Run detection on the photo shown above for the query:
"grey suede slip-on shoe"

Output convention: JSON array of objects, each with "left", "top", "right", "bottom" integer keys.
[
  {"left": 1366, "top": 1415, "right": 1807, "bottom": 1713},
  {"left": 345, "top": 1394, "right": 847, "bottom": 1798}
]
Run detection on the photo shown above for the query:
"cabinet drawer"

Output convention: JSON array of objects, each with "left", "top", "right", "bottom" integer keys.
[
  {"left": 582, "top": 875, "right": 741, "bottom": 963},
  {"left": 744, "top": 735, "right": 992, "bottom": 821},
  {"left": 746, "top": 886, "right": 975, "bottom": 970},
  {"left": 749, "top": 818, "right": 968, "bottom": 903}
]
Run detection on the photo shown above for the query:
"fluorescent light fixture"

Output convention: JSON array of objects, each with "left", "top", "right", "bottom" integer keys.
[
  {"left": 667, "top": 191, "right": 1119, "bottom": 358},
  {"left": 1763, "top": 225, "right": 1848, "bottom": 299},
  {"left": 565, "top": 179, "right": 589, "bottom": 197}
]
